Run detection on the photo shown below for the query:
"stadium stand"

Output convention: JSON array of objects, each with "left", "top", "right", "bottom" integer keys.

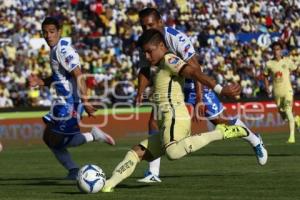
[{"left": 0, "top": 0, "right": 299, "bottom": 107}]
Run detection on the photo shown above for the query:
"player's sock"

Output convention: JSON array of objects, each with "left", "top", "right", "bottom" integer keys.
[
  {"left": 64, "top": 133, "right": 93, "bottom": 147},
  {"left": 232, "top": 118, "right": 260, "bottom": 147},
  {"left": 51, "top": 148, "right": 78, "bottom": 170},
  {"left": 149, "top": 158, "right": 161, "bottom": 177},
  {"left": 104, "top": 150, "right": 140, "bottom": 189},
  {"left": 286, "top": 109, "right": 295, "bottom": 142},
  {"left": 165, "top": 129, "right": 224, "bottom": 160},
  {"left": 148, "top": 129, "right": 160, "bottom": 177}
]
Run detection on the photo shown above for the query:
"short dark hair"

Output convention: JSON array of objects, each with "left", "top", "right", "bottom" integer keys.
[
  {"left": 271, "top": 41, "right": 283, "bottom": 50},
  {"left": 139, "top": 7, "right": 161, "bottom": 20},
  {"left": 42, "top": 17, "right": 61, "bottom": 30},
  {"left": 138, "top": 29, "right": 166, "bottom": 48}
]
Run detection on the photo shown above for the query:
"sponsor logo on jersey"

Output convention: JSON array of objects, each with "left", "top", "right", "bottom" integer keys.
[
  {"left": 275, "top": 71, "right": 283, "bottom": 78},
  {"left": 65, "top": 55, "right": 74, "bottom": 64},
  {"left": 184, "top": 44, "right": 191, "bottom": 53},
  {"left": 168, "top": 56, "right": 180, "bottom": 65},
  {"left": 179, "top": 36, "right": 185, "bottom": 42}
]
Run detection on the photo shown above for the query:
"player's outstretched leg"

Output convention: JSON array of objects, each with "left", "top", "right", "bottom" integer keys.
[
  {"left": 102, "top": 149, "right": 141, "bottom": 192},
  {"left": 231, "top": 118, "right": 268, "bottom": 165},
  {"left": 165, "top": 124, "right": 248, "bottom": 160},
  {"left": 91, "top": 126, "right": 116, "bottom": 145}
]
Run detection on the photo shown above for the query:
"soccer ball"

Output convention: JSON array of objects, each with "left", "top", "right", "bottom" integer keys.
[{"left": 77, "top": 164, "right": 106, "bottom": 193}]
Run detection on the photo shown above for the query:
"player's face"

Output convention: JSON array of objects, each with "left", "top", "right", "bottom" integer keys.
[
  {"left": 273, "top": 45, "right": 282, "bottom": 59},
  {"left": 42, "top": 24, "right": 61, "bottom": 48},
  {"left": 143, "top": 42, "right": 166, "bottom": 65},
  {"left": 140, "top": 15, "right": 163, "bottom": 31}
]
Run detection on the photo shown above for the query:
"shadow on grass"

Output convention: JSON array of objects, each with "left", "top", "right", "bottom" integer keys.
[
  {"left": 190, "top": 153, "right": 299, "bottom": 157},
  {"left": 0, "top": 177, "right": 76, "bottom": 186}
]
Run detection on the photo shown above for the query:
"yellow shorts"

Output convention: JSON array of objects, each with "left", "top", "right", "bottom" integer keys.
[
  {"left": 140, "top": 104, "right": 191, "bottom": 159},
  {"left": 274, "top": 90, "right": 293, "bottom": 112}
]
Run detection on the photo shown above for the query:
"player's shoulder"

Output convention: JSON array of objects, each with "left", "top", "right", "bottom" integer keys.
[
  {"left": 161, "top": 53, "right": 184, "bottom": 68},
  {"left": 164, "top": 27, "right": 188, "bottom": 40},
  {"left": 164, "top": 53, "right": 181, "bottom": 62},
  {"left": 56, "top": 38, "right": 76, "bottom": 55}
]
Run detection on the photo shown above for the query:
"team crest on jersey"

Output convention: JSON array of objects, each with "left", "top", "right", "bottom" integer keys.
[{"left": 168, "top": 56, "right": 180, "bottom": 65}]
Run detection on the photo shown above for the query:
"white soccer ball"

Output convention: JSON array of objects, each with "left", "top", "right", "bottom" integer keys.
[{"left": 77, "top": 164, "right": 106, "bottom": 193}]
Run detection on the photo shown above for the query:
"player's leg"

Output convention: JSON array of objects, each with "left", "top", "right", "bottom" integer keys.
[
  {"left": 164, "top": 110, "right": 248, "bottom": 160},
  {"left": 42, "top": 125, "right": 80, "bottom": 179},
  {"left": 138, "top": 108, "right": 162, "bottom": 183},
  {"left": 102, "top": 133, "right": 163, "bottom": 192},
  {"left": 203, "top": 89, "right": 267, "bottom": 165},
  {"left": 283, "top": 95, "right": 295, "bottom": 143}
]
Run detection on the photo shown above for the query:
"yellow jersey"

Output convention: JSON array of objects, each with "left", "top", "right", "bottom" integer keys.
[
  {"left": 264, "top": 57, "right": 297, "bottom": 96},
  {"left": 152, "top": 53, "right": 187, "bottom": 110}
]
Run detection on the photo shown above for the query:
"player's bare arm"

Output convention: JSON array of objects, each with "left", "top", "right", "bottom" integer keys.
[
  {"left": 186, "top": 55, "right": 205, "bottom": 120},
  {"left": 28, "top": 74, "right": 52, "bottom": 87},
  {"left": 263, "top": 74, "right": 272, "bottom": 97},
  {"left": 72, "top": 67, "right": 97, "bottom": 117},
  {"left": 136, "top": 67, "right": 151, "bottom": 105},
  {"left": 179, "top": 64, "right": 241, "bottom": 98}
]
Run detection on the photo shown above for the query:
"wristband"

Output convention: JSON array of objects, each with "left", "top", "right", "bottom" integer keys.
[{"left": 213, "top": 84, "right": 223, "bottom": 94}]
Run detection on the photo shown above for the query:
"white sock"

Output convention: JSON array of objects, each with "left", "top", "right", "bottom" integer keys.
[
  {"left": 51, "top": 148, "right": 78, "bottom": 170},
  {"left": 65, "top": 133, "right": 93, "bottom": 147},
  {"left": 149, "top": 158, "right": 161, "bottom": 177},
  {"left": 234, "top": 118, "right": 260, "bottom": 146}
]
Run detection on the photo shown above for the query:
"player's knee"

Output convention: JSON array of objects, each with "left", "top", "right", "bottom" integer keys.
[
  {"left": 43, "top": 127, "right": 64, "bottom": 149},
  {"left": 165, "top": 144, "right": 182, "bottom": 160},
  {"left": 132, "top": 145, "right": 147, "bottom": 160}
]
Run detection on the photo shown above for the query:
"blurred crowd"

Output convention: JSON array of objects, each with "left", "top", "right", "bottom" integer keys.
[{"left": 0, "top": 0, "right": 300, "bottom": 108}]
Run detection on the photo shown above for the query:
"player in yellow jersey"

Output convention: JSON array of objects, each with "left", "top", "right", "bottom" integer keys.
[
  {"left": 264, "top": 42, "right": 300, "bottom": 143},
  {"left": 101, "top": 29, "right": 249, "bottom": 192}
]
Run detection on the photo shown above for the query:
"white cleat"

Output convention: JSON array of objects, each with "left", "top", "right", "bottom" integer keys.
[
  {"left": 91, "top": 127, "right": 116, "bottom": 146},
  {"left": 253, "top": 134, "right": 268, "bottom": 166},
  {"left": 137, "top": 173, "right": 162, "bottom": 183}
]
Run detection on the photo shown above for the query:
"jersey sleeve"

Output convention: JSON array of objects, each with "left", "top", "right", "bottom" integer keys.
[
  {"left": 163, "top": 53, "right": 187, "bottom": 75},
  {"left": 57, "top": 44, "right": 80, "bottom": 72},
  {"left": 166, "top": 27, "right": 196, "bottom": 61}
]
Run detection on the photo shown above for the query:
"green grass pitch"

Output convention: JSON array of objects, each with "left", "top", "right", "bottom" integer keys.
[{"left": 0, "top": 133, "right": 300, "bottom": 200}]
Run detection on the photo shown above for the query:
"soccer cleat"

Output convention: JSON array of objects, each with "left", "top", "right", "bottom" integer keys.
[
  {"left": 216, "top": 124, "right": 248, "bottom": 139},
  {"left": 101, "top": 186, "right": 114, "bottom": 193},
  {"left": 287, "top": 137, "right": 295, "bottom": 144},
  {"left": 253, "top": 134, "right": 268, "bottom": 166},
  {"left": 65, "top": 168, "right": 79, "bottom": 180},
  {"left": 91, "top": 127, "right": 116, "bottom": 146},
  {"left": 137, "top": 171, "right": 162, "bottom": 183}
]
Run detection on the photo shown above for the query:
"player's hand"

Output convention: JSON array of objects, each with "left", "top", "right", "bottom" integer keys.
[
  {"left": 220, "top": 83, "right": 241, "bottom": 98},
  {"left": 193, "top": 101, "right": 205, "bottom": 122},
  {"left": 83, "top": 101, "right": 97, "bottom": 118},
  {"left": 28, "top": 74, "right": 44, "bottom": 88}
]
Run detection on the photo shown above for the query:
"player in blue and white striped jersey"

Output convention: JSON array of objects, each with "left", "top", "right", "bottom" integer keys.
[{"left": 29, "top": 17, "right": 115, "bottom": 180}]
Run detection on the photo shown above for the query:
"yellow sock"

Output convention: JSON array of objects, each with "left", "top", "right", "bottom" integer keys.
[
  {"left": 105, "top": 150, "right": 140, "bottom": 189},
  {"left": 165, "top": 129, "right": 223, "bottom": 160}
]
